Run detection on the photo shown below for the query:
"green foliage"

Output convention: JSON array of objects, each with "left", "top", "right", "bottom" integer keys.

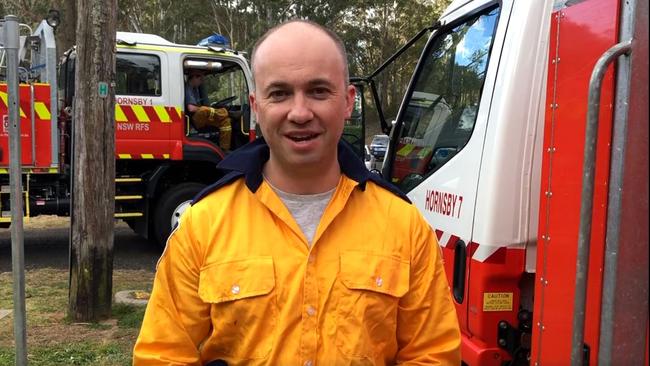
[
  {"left": 0, "top": 1, "right": 54, "bottom": 26},
  {"left": 6, "top": 0, "right": 453, "bottom": 141}
]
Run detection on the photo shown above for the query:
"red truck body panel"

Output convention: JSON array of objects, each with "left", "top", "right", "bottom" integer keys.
[
  {"left": 0, "top": 83, "right": 53, "bottom": 168},
  {"left": 532, "top": 0, "right": 619, "bottom": 364}
]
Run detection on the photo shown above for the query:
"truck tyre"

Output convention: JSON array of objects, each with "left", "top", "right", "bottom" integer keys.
[{"left": 153, "top": 183, "right": 205, "bottom": 247}]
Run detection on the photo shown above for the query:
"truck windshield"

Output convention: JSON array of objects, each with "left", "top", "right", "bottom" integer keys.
[{"left": 389, "top": 6, "right": 500, "bottom": 191}]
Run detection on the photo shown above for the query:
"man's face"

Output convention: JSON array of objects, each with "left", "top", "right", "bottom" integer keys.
[
  {"left": 250, "top": 24, "right": 356, "bottom": 175},
  {"left": 189, "top": 73, "right": 204, "bottom": 87}
]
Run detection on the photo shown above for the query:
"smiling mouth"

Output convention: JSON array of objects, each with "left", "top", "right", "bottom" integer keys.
[{"left": 287, "top": 133, "right": 319, "bottom": 142}]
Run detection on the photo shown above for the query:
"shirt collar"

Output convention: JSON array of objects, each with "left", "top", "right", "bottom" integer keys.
[{"left": 215, "top": 138, "right": 409, "bottom": 202}]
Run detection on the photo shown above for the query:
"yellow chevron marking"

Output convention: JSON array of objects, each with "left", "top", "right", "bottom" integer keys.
[
  {"left": 163, "top": 154, "right": 170, "bottom": 159},
  {"left": 0, "top": 91, "right": 26, "bottom": 118},
  {"left": 0, "top": 169, "right": 8, "bottom": 174},
  {"left": 141, "top": 154, "right": 154, "bottom": 159},
  {"left": 154, "top": 106, "right": 171, "bottom": 123},
  {"left": 0, "top": 91, "right": 8, "bottom": 109},
  {"left": 131, "top": 105, "right": 150, "bottom": 122},
  {"left": 34, "top": 102, "right": 51, "bottom": 120},
  {"left": 115, "top": 105, "right": 128, "bottom": 122},
  {"left": 396, "top": 144, "right": 415, "bottom": 157},
  {"left": 118, "top": 154, "right": 132, "bottom": 159},
  {"left": 49, "top": 168, "right": 58, "bottom": 173}
]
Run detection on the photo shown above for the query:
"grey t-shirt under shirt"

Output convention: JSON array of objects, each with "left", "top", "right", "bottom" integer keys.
[{"left": 266, "top": 179, "right": 335, "bottom": 247}]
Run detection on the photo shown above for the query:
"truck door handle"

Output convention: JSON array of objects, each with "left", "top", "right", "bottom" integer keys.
[{"left": 453, "top": 239, "right": 467, "bottom": 304}]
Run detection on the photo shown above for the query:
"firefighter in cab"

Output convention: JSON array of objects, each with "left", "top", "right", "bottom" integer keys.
[{"left": 185, "top": 69, "right": 232, "bottom": 150}]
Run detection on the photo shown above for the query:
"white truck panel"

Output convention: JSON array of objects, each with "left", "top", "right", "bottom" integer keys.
[{"left": 471, "top": 0, "right": 553, "bottom": 272}]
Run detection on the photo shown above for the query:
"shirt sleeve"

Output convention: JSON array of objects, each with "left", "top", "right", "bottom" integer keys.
[
  {"left": 185, "top": 84, "right": 199, "bottom": 107},
  {"left": 395, "top": 208, "right": 461, "bottom": 365},
  {"left": 133, "top": 207, "right": 211, "bottom": 365}
]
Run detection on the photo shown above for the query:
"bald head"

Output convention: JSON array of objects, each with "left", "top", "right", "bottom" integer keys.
[{"left": 250, "top": 20, "right": 350, "bottom": 88}]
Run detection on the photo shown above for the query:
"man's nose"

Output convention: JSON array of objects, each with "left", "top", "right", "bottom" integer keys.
[{"left": 287, "top": 93, "right": 313, "bottom": 124}]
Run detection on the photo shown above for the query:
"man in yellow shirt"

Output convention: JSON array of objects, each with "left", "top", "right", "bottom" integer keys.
[{"left": 134, "top": 20, "right": 460, "bottom": 365}]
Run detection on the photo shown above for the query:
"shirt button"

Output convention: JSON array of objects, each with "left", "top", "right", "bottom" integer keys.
[
  {"left": 306, "top": 305, "right": 316, "bottom": 317},
  {"left": 375, "top": 276, "right": 383, "bottom": 287},
  {"left": 304, "top": 361, "right": 313, "bottom": 366},
  {"left": 308, "top": 254, "right": 315, "bottom": 263},
  {"left": 231, "top": 284, "right": 240, "bottom": 294}
]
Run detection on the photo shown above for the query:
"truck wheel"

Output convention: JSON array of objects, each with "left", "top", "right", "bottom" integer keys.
[{"left": 153, "top": 183, "right": 205, "bottom": 247}]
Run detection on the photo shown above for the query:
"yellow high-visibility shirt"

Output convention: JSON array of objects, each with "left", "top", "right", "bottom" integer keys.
[{"left": 134, "top": 140, "right": 460, "bottom": 365}]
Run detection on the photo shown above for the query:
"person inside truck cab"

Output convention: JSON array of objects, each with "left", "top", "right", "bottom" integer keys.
[
  {"left": 134, "top": 20, "right": 460, "bottom": 365},
  {"left": 185, "top": 69, "right": 232, "bottom": 150}
]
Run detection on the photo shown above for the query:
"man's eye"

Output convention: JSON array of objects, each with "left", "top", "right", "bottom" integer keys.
[
  {"left": 268, "top": 90, "right": 289, "bottom": 100},
  {"left": 311, "top": 87, "right": 331, "bottom": 99}
]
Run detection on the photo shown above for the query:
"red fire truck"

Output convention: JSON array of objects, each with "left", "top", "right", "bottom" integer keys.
[
  {"left": 0, "top": 21, "right": 256, "bottom": 245},
  {"left": 363, "top": 0, "right": 648, "bottom": 364}
]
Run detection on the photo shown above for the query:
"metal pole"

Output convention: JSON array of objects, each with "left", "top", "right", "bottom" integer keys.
[
  {"left": 599, "top": 0, "right": 646, "bottom": 363},
  {"left": 570, "top": 40, "right": 632, "bottom": 366},
  {"left": 4, "top": 14, "right": 28, "bottom": 366}
]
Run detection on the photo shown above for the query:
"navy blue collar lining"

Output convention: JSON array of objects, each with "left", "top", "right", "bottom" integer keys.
[{"left": 193, "top": 138, "right": 410, "bottom": 204}]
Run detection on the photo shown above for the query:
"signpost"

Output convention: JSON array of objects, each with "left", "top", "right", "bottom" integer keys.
[{"left": 3, "top": 14, "right": 28, "bottom": 366}]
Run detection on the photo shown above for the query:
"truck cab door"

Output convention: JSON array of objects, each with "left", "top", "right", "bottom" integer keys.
[
  {"left": 384, "top": 1, "right": 506, "bottom": 345},
  {"left": 115, "top": 50, "right": 171, "bottom": 157}
]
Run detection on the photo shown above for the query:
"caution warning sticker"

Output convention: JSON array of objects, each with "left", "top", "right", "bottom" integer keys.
[{"left": 483, "top": 292, "right": 513, "bottom": 312}]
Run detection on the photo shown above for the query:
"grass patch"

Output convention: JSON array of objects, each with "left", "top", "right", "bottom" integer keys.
[
  {"left": 112, "top": 303, "right": 146, "bottom": 329},
  {"left": 0, "top": 268, "right": 153, "bottom": 365},
  {"left": 0, "top": 341, "right": 131, "bottom": 366}
]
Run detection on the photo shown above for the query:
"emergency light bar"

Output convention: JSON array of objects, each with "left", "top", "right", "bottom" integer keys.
[{"left": 197, "top": 33, "right": 230, "bottom": 48}]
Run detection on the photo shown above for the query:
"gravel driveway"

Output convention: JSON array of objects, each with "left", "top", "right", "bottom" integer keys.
[{"left": 0, "top": 216, "right": 163, "bottom": 273}]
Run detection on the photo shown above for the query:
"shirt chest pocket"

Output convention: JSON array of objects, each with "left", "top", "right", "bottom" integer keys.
[
  {"left": 336, "top": 251, "right": 410, "bottom": 358},
  {"left": 198, "top": 256, "right": 277, "bottom": 360}
]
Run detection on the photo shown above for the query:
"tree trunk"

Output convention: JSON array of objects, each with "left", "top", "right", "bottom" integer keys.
[
  {"left": 58, "top": 0, "right": 77, "bottom": 59},
  {"left": 68, "top": 0, "right": 117, "bottom": 322}
]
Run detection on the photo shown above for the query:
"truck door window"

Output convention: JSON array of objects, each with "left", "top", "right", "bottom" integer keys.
[
  {"left": 185, "top": 61, "right": 251, "bottom": 148},
  {"left": 116, "top": 53, "right": 161, "bottom": 96},
  {"left": 390, "top": 6, "right": 500, "bottom": 191},
  {"left": 201, "top": 66, "right": 248, "bottom": 109}
]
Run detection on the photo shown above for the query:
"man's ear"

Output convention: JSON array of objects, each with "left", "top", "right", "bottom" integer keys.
[
  {"left": 249, "top": 92, "right": 258, "bottom": 115},
  {"left": 344, "top": 84, "right": 356, "bottom": 119}
]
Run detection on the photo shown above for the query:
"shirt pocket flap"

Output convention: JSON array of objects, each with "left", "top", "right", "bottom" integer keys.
[
  {"left": 199, "top": 256, "right": 275, "bottom": 303},
  {"left": 340, "top": 251, "right": 410, "bottom": 297}
]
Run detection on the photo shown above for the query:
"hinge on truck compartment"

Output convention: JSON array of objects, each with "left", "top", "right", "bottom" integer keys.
[{"left": 497, "top": 309, "right": 532, "bottom": 366}]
